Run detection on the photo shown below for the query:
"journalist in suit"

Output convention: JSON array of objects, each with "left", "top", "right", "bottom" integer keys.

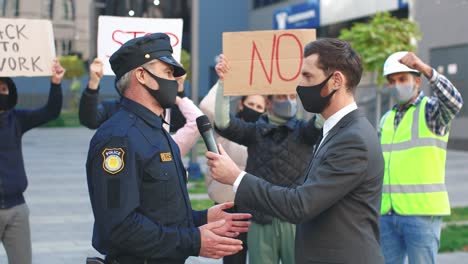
[{"left": 206, "top": 38, "right": 385, "bottom": 264}]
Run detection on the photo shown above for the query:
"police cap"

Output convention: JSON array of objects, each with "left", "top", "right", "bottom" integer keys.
[{"left": 109, "top": 33, "right": 186, "bottom": 82}]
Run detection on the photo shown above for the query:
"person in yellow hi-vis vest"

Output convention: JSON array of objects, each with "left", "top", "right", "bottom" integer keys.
[{"left": 379, "top": 51, "right": 463, "bottom": 264}]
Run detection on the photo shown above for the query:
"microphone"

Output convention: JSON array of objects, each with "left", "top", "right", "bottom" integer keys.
[{"left": 196, "top": 115, "right": 219, "bottom": 154}]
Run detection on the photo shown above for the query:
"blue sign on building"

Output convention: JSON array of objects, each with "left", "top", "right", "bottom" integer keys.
[
  {"left": 273, "top": 0, "right": 320, "bottom": 30},
  {"left": 398, "top": 0, "right": 409, "bottom": 9}
]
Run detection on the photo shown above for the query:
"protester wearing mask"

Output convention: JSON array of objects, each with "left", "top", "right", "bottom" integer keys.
[
  {"left": 212, "top": 54, "right": 323, "bottom": 264},
  {"left": 236, "top": 95, "right": 266, "bottom": 122},
  {"left": 200, "top": 89, "right": 266, "bottom": 264},
  {"left": 0, "top": 59, "right": 64, "bottom": 264},
  {"left": 206, "top": 38, "right": 385, "bottom": 264},
  {"left": 379, "top": 51, "right": 463, "bottom": 264}
]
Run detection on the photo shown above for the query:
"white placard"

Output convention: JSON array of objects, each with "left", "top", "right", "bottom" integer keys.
[
  {"left": 98, "top": 16, "right": 183, "bottom": 75},
  {"left": 0, "top": 18, "right": 56, "bottom": 77}
]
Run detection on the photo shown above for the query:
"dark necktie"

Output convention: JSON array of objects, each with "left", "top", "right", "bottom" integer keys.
[{"left": 313, "top": 132, "right": 324, "bottom": 157}]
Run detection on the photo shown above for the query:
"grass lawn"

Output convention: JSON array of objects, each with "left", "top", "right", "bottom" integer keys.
[
  {"left": 440, "top": 225, "right": 468, "bottom": 252},
  {"left": 440, "top": 207, "right": 468, "bottom": 252},
  {"left": 42, "top": 110, "right": 81, "bottom": 127},
  {"left": 443, "top": 207, "right": 468, "bottom": 222},
  {"left": 187, "top": 177, "right": 213, "bottom": 210},
  {"left": 187, "top": 178, "right": 208, "bottom": 194},
  {"left": 190, "top": 199, "right": 214, "bottom": 211}
]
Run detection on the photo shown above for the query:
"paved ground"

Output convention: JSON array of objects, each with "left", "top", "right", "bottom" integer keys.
[{"left": 0, "top": 127, "right": 466, "bottom": 263}]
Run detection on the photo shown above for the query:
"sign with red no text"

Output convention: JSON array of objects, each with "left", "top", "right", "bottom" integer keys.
[
  {"left": 98, "top": 16, "right": 183, "bottom": 76},
  {"left": 223, "top": 29, "right": 316, "bottom": 96},
  {"left": 0, "top": 18, "right": 55, "bottom": 77}
]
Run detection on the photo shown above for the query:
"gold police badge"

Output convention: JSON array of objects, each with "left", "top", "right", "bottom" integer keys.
[
  {"left": 160, "top": 152, "right": 172, "bottom": 162},
  {"left": 102, "top": 148, "right": 125, "bottom": 174}
]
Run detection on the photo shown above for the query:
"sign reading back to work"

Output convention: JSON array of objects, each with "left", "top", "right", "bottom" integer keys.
[
  {"left": 0, "top": 18, "right": 55, "bottom": 77},
  {"left": 98, "top": 16, "right": 183, "bottom": 75},
  {"left": 223, "top": 29, "right": 316, "bottom": 96}
]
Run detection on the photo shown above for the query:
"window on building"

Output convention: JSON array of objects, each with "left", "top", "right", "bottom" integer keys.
[
  {"left": 42, "top": 0, "right": 75, "bottom": 20},
  {"left": 55, "top": 39, "right": 73, "bottom": 56},
  {"left": 1, "top": 0, "right": 20, "bottom": 17},
  {"left": 43, "top": 0, "right": 54, "bottom": 18},
  {"left": 62, "top": 0, "right": 75, "bottom": 20},
  {"left": 253, "top": 0, "right": 285, "bottom": 9}
]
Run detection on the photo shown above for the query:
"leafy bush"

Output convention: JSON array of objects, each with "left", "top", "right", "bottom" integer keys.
[{"left": 339, "top": 12, "right": 421, "bottom": 85}]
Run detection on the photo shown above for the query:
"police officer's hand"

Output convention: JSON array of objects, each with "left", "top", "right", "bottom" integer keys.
[
  {"left": 206, "top": 144, "right": 241, "bottom": 185},
  {"left": 89, "top": 58, "right": 104, "bottom": 90},
  {"left": 51, "top": 59, "right": 65, "bottom": 84},
  {"left": 208, "top": 202, "right": 251, "bottom": 237},
  {"left": 215, "top": 54, "right": 231, "bottom": 82},
  {"left": 399, "top": 52, "right": 433, "bottom": 79},
  {"left": 199, "top": 220, "right": 244, "bottom": 259}
]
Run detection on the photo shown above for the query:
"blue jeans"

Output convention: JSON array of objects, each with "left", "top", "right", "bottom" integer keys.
[{"left": 380, "top": 215, "right": 442, "bottom": 264}]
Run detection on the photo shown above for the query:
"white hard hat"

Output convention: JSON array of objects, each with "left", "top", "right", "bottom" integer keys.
[{"left": 383, "top": 51, "right": 420, "bottom": 76}]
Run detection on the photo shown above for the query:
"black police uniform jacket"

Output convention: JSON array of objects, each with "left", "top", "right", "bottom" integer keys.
[{"left": 86, "top": 98, "right": 206, "bottom": 263}]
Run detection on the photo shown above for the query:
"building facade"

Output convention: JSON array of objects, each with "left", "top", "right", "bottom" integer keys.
[
  {"left": 193, "top": 0, "right": 467, "bottom": 148},
  {"left": 1, "top": 0, "right": 90, "bottom": 58}
]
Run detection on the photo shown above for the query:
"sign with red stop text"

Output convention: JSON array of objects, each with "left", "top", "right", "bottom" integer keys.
[
  {"left": 0, "top": 18, "right": 55, "bottom": 77},
  {"left": 97, "top": 16, "right": 183, "bottom": 76},
  {"left": 223, "top": 29, "right": 316, "bottom": 96}
]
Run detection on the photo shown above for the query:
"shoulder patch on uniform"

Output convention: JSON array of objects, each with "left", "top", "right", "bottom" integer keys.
[{"left": 102, "top": 148, "right": 125, "bottom": 174}]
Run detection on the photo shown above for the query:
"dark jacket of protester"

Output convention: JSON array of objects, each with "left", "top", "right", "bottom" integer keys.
[
  {"left": 216, "top": 114, "right": 320, "bottom": 224},
  {"left": 78, "top": 87, "right": 120, "bottom": 129},
  {"left": 0, "top": 77, "right": 62, "bottom": 209}
]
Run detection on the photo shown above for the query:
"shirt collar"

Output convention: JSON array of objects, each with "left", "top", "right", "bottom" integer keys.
[
  {"left": 323, "top": 102, "right": 358, "bottom": 136},
  {"left": 264, "top": 115, "right": 298, "bottom": 130},
  {"left": 120, "top": 97, "right": 164, "bottom": 128}
]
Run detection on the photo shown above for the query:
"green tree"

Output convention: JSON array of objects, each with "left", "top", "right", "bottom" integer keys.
[
  {"left": 59, "top": 55, "right": 86, "bottom": 110},
  {"left": 180, "top": 48, "right": 191, "bottom": 79},
  {"left": 339, "top": 12, "right": 421, "bottom": 124}
]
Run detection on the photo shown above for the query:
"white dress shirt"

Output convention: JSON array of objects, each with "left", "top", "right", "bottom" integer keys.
[
  {"left": 317, "top": 102, "right": 358, "bottom": 150},
  {"left": 233, "top": 102, "right": 358, "bottom": 193}
]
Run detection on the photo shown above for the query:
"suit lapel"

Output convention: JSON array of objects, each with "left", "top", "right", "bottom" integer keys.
[
  {"left": 313, "top": 109, "right": 361, "bottom": 158},
  {"left": 303, "top": 109, "right": 361, "bottom": 183}
]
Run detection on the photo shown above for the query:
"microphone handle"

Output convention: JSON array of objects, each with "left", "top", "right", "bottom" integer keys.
[{"left": 201, "top": 131, "right": 219, "bottom": 154}]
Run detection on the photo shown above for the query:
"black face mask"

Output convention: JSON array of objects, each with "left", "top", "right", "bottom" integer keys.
[
  {"left": 237, "top": 105, "right": 263, "bottom": 123},
  {"left": 142, "top": 68, "right": 178, "bottom": 109},
  {"left": 296, "top": 74, "right": 336, "bottom": 113},
  {"left": 0, "top": 94, "right": 9, "bottom": 111}
]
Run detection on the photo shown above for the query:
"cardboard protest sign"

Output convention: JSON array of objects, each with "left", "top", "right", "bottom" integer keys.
[
  {"left": 98, "top": 16, "right": 183, "bottom": 75},
  {"left": 0, "top": 18, "right": 55, "bottom": 77},
  {"left": 223, "top": 29, "right": 316, "bottom": 96}
]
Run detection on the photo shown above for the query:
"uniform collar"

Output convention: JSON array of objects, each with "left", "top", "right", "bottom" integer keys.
[{"left": 120, "top": 97, "right": 164, "bottom": 128}]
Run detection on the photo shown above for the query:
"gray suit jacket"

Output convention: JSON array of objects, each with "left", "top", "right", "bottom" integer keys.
[{"left": 235, "top": 109, "right": 384, "bottom": 264}]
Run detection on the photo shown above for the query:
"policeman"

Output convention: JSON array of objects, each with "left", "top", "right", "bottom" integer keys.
[{"left": 85, "top": 33, "right": 251, "bottom": 264}]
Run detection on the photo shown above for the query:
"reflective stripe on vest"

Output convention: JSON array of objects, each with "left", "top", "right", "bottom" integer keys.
[{"left": 380, "top": 97, "right": 450, "bottom": 215}]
